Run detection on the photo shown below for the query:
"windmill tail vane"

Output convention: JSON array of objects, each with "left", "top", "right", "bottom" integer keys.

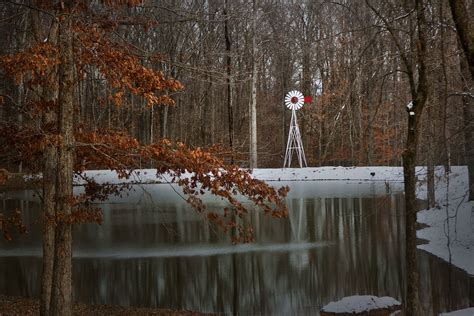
[{"left": 283, "top": 90, "right": 311, "bottom": 168}]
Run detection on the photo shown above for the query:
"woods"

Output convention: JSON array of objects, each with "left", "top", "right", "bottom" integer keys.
[
  {"left": 0, "top": 1, "right": 290, "bottom": 315},
  {"left": 0, "top": 1, "right": 470, "bottom": 169},
  {"left": 0, "top": 0, "right": 472, "bottom": 316}
]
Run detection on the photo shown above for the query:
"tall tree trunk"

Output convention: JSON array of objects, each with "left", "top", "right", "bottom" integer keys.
[
  {"left": 440, "top": 5, "right": 452, "bottom": 173},
  {"left": 30, "top": 10, "right": 60, "bottom": 315},
  {"left": 41, "top": 110, "right": 57, "bottom": 316},
  {"left": 224, "top": 0, "right": 234, "bottom": 161},
  {"left": 404, "top": 1, "right": 429, "bottom": 314},
  {"left": 459, "top": 48, "right": 474, "bottom": 201},
  {"left": 249, "top": 0, "right": 258, "bottom": 169},
  {"left": 449, "top": 0, "right": 474, "bottom": 79},
  {"left": 149, "top": 104, "right": 154, "bottom": 144},
  {"left": 160, "top": 105, "right": 168, "bottom": 139},
  {"left": 367, "top": 88, "right": 374, "bottom": 165},
  {"left": 15, "top": 12, "right": 29, "bottom": 173},
  {"left": 301, "top": 41, "right": 311, "bottom": 157},
  {"left": 403, "top": 108, "right": 422, "bottom": 316},
  {"left": 426, "top": 100, "right": 435, "bottom": 208},
  {"left": 463, "top": 95, "right": 474, "bottom": 201},
  {"left": 427, "top": 154, "right": 436, "bottom": 208},
  {"left": 51, "top": 4, "right": 75, "bottom": 314}
]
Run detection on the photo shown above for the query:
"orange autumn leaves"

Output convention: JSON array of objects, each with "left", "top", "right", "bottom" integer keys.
[
  {"left": 0, "top": 23, "right": 181, "bottom": 109},
  {"left": 2, "top": 125, "right": 288, "bottom": 242},
  {"left": 74, "top": 22, "right": 182, "bottom": 107},
  {"left": 0, "top": 43, "right": 59, "bottom": 90},
  {"left": 0, "top": 5, "right": 288, "bottom": 243},
  {"left": 74, "top": 130, "right": 289, "bottom": 243}
]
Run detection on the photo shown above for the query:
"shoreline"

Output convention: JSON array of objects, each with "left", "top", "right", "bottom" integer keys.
[
  {"left": 2, "top": 166, "right": 472, "bottom": 275},
  {"left": 0, "top": 295, "right": 213, "bottom": 315}
]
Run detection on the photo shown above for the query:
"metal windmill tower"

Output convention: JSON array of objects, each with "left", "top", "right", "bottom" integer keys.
[{"left": 283, "top": 90, "right": 309, "bottom": 168}]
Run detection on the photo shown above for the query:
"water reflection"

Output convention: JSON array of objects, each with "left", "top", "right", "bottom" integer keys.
[{"left": 0, "top": 183, "right": 472, "bottom": 315}]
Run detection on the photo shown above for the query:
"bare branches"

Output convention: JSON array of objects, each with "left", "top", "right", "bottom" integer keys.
[{"left": 2, "top": 0, "right": 55, "bottom": 18}]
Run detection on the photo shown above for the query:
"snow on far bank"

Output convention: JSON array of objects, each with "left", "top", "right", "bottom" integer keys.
[
  {"left": 320, "top": 295, "right": 401, "bottom": 314},
  {"left": 76, "top": 165, "right": 448, "bottom": 185},
  {"left": 74, "top": 169, "right": 169, "bottom": 185},
  {"left": 74, "top": 166, "right": 407, "bottom": 185},
  {"left": 251, "top": 166, "right": 405, "bottom": 182},
  {"left": 71, "top": 167, "right": 407, "bottom": 202},
  {"left": 439, "top": 307, "right": 474, "bottom": 316},
  {"left": 416, "top": 166, "right": 474, "bottom": 276}
]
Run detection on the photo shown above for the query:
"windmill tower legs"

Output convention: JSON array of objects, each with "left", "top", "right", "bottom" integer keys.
[{"left": 283, "top": 109, "right": 307, "bottom": 168}]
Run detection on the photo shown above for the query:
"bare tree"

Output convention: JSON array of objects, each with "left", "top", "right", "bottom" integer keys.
[{"left": 249, "top": 0, "right": 258, "bottom": 169}]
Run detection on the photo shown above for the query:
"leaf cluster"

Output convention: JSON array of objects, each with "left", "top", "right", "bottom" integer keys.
[{"left": 0, "top": 126, "right": 289, "bottom": 243}]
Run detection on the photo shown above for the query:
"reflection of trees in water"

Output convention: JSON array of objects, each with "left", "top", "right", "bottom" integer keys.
[{"left": 0, "top": 195, "right": 472, "bottom": 315}]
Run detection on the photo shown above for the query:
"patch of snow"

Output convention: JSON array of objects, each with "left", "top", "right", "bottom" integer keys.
[
  {"left": 439, "top": 307, "right": 474, "bottom": 316},
  {"left": 416, "top": 166, "right": 474, "bottom": 276},
  {"left": 74, "top": 166, "right": 407, "bottom": 185},
  {"left": 252, "top": 166, "right": 405, "bottom": 182},
  {"left": 321, "top": 295, "right": 401, "bottom": 313}
]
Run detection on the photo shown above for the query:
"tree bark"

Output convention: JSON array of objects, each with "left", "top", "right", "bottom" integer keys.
[
  {"left": 51, "top": 4, "right": 75, "bottom": 314},
  {"left": 449, "top": 0, "right": 474, "bottom": 79},
  {"left": 224, "top": 0, "right": 234, "bottom": 161},
  {"left": 41, "top": 109, "right": 57, "bottom": 316},
  {"left": 403, "top": 112, "right": 422, "bottom": 316},
  {"left": 463, "top": 93, "right": 474, "bottom": 200},
  {"left": 426, "top": 100, "right": 435, "bottom": 209},
  {"left": 459, "top": 49, "right": 474, "bottom": 201},
  {"left": 159, "top": 105, "right": 168, "bottom": 139},
  {"left": 402, "top": 1, "right": 429, "bottom": 315},
  {"left": 427, "top": 156, "right": 435, "bottom": 208},
  {"left": 149, "top": 104, "right": 154, "bottom": 144},
  {"left": 29, "top": 10, "right": 60, "bottom": 315},
  {"left": 249, "top": 0, "right": 258, "bottom": 169}
]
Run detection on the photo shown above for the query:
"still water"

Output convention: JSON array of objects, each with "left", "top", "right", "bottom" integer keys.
[{"left": 0, "top": 181, "right": 472, "bottom": 315}]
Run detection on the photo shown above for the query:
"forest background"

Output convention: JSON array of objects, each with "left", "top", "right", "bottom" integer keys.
[
  {"left": 0, "top": 0, "right": 471, "bottom": 170},
  {"left": 0, "top": 1, "right": 472, "bottom": 316}
]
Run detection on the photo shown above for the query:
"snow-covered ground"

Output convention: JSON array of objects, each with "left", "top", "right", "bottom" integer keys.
[
  {"left": 75, "top": 166, "right": 407, "bottom": 184},
  {"left": 439, "top": 307, "right": 474, "bottom": 316},
  {"left": 251, "top": 166, "right": 405, "bottom": 182},
  {"left": 320, "top": 295, "right": 401, "bottom": 314},
  {"left": 415, "top": 166, "right": 474, "bottom": 276}
]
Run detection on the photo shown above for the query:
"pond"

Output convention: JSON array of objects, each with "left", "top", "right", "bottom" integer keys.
[{"left": 0, "top": 181, "right": 472, "bottom": 315}]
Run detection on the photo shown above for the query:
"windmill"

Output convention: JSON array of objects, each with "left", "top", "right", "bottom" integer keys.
[{"left": 283, "top": 90, "right": 311, "bottom": 168}]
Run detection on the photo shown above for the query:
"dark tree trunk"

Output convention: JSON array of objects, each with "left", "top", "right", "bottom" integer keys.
[
  {"left": 224, "top": 0, "right": 234, "bottom": 161},
  {"left": 51, "top": 5, "right": 75, "bottom": 315},
  {"left": 41, "top": 109, "right": 57, "bottom": 316},
  {"left": 160, "top": 105, "right": 168, "bottom": 139},
  {"left": 249, "top": 0, "right": 258, "bottom": 169},
  {"left": 30, "top": 11, "right": 60, "bottom": 316},
  {"left": 404, "top": 1, "right": 429, "bottom": 314},
  {"left": 449, "top": 0, "right": 474, "bottom": 79},
  {"left": 301, "top": 41, "right": 311, "bottom": 151},
  {"left": 427, "top": 158, "right": 435, "bottom": 208},
  {"left": 40, "top": 69, "right": 59, "bottom": 316},
  {"left": 459, "top": 45, "right": 474, "bottom": 201},
  {"left": 462, "top": 88, "right": 474, "bottom": 201},
  {"left": 426, "top": 103, "right": 436, "bottom": 208},
  {"left": 402, "top": 116, "right": 421, "bottom": 316}
]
